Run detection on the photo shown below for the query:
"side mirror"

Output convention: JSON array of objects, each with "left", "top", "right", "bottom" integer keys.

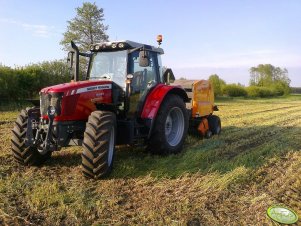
[
  {"left": 163, "top": 68, "right": 175, "bottom": 84},
  {"left": 139, "top": 50, "right": 149, "bottom": 67}
]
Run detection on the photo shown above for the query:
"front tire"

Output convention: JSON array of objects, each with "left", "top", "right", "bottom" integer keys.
[
  {"left": 148, "top": 94, "right": 188, "bottom": 155},
  {"left": 82, "top": 111, "right": 116, "bottom": 179},
  {"left": 11, "top": 108, "right": 51, "bottom": 166}
]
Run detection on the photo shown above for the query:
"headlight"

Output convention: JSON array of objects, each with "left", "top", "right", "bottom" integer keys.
[{"left": 118, "top": 43, "right": 124, "bottom": 48}]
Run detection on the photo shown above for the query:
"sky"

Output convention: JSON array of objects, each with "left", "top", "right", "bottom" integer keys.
[{"left": 0, "top": 0, "right": 300, "bottom": 86}]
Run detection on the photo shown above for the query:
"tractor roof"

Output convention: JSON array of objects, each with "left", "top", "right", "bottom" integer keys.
[{"left": 90, "top": 40, "right": 164, "bottom": 54}]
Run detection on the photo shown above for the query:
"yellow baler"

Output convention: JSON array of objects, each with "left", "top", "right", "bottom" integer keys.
[
  {"left": 191, "top": 80, "right": 216, "bottom": 117},
  {"left": 173, "top": 79, "right": 220, "bottom": 137}
]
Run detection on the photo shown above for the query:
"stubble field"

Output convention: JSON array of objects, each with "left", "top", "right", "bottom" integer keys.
[{"left": 0, "top": 96, "right": 300, "bottom": 225}]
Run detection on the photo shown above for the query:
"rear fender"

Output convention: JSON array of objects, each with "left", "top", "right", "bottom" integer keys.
[
  {"left": 141, "top": 84, "right": 188, "bottom": 138},
  {"left": 141, "top": 84, "right": 188, "bottom": 120}
]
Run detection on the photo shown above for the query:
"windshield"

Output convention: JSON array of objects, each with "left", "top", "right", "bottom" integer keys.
[{"left": 89, "top": 50, "right": 127, "bottom": 89}]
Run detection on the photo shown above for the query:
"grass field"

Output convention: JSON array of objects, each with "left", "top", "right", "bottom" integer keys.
[{"left": 0, "top": 96, "right": 300, "bottom": 225}]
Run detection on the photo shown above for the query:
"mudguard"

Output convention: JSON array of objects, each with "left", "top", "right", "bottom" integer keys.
[{"left": 141, "top": 84, "right": 189, "bottom": 120}]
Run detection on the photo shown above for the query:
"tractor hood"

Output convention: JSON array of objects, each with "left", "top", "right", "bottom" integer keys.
[
  {"left": 40, "top": 80, "right": 112, "bottom": 95},
  {"left": 39, "top": 80, "right": 114, "bottom": 121}
]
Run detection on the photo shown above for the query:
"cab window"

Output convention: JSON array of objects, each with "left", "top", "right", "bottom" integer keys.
[{"left": 128, "top": 51, "right": 158, "bottom": 96}]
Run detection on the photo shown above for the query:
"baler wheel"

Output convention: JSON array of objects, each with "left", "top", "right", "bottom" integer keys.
[
  {"left": 82, "top": 111, "right": 116, "bottom": 179},
  {"left": 11, "top": 108, "right": 51, "bottom": 165},
  {"left": 208, "top": 115, "right": 221, "bottom": 135},
  {"left": 148, "top": 94, "right": 188, "bottom": 155}
]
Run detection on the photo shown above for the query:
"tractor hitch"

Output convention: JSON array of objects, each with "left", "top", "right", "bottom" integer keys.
[
  {"left": 38, "top": 107, "right": 56, "bottom": 154},
  {"left": 26, "top": 107, "right": 57, "bottom": 155}
]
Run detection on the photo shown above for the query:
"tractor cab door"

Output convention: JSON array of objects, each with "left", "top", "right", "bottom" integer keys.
[{"left": 127, "top": 50, "right": 159, "bottom": 118}]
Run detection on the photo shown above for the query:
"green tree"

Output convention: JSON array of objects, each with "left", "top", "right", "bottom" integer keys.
[
  {"left": 249, "top": 64, "right": 290, "bottom": 95},
  {"left": 60, "top": 2, "right": 109, "bottom": 52},
  {"left": 0, "top": 65, "right": 19, "bottom": 99},
  {"left": 208, "top": 74, "right": 226, "bottom": 96},
  {"left": 0, "top": 60, "right": 70, "bottom": 100},
  {"left": 249, "top": 64, "right": 290, "bottom": 87},
  {"left": 222, "top": 84, "right": 247, "bottom": 97}
]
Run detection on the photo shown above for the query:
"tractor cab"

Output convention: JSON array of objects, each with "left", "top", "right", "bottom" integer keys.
[
  {"left": 69, "top": 39, "right": 167, "bottom": 118},
  {"left": 88, "top": 40, "right": 164, "bottom": 91}
]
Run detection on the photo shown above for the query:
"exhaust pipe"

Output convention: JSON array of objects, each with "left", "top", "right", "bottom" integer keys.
[{"left": 71, "top": 41, "right": 80, "bottom": 82}]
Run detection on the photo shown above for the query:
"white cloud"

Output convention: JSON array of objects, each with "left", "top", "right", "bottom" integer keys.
[
  {"left": 21, "top": 23, "right": 54, "bottom": 37},
  {"left": 0, "top": 18, "right": 55, "bottom": 38}
]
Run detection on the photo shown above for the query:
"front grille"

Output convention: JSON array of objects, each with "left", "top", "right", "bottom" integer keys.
[
  {"left": 50, "top": 93, "right": 63, "bottom": 115},
  {"left": 40, "top": 92, "right": 63, "bottom": 116},
  {"left": 40, "top": 93, "right": 51, "bottom": 116}
]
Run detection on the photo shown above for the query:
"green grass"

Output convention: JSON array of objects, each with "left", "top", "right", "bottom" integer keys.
[{"left": 0, "top": 95, "right": 301, "bottom": 225}]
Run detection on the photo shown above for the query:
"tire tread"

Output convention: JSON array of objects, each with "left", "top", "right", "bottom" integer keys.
[
  {"left": 11, "top": 108, "right": 51, "bottom": 166},
  {"left": 82, "top": 111, "right": 116, "bottom": 179},
  {"left": 147, "top": 94, "right": 188, "bottom": 155}
]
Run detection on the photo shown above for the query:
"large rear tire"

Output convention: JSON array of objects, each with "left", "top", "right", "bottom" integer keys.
[
  {"left": 148, "top": 94, "right": 188, "bottom": 155},
  {"left": 11, "top": 108, "right": 51, "bottom": 166},
  {"left": 82, "top": 111, "right": 116, "bottom": 179}
]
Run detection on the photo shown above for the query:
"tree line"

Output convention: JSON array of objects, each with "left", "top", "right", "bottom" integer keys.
[
  {"left": 0, "top": 61, "right": 70, "bottom": 100},
  {"left": 209, "top": 64, "right": 291, "bottom": 98},
  {"left": 0, "top": 62, "right": 292, "bottom": 100}
]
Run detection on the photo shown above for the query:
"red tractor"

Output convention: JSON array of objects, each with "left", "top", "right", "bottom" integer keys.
[{"left": 11, "top": 36, "right": 221, "bottom": 179}]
